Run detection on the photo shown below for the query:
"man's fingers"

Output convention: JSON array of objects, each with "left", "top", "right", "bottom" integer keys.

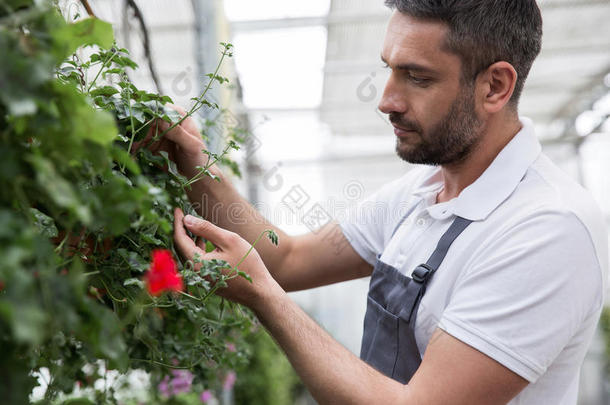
[
  {"left": 181, "top": 213, "right": 233, "bottom": 250},
  {"left": 161, "top": 120, "right": 206, "bottom": 154},
  {"left": 173, "top": 208, "right": 200, "bottom": 260},
  {"left": 166, "top": 103, "right": 187, "bottom": 116},
  {"left": 165, "top": 103, "right": 200, "bottom": 135}
]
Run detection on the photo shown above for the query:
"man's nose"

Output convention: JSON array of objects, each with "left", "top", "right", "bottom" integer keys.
[{"left": 378, "top": 76, "right": 407, "bottom": 115}]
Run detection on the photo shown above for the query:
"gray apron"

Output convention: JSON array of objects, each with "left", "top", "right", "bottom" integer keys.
[{"left": 360, "top": 203, "right": 472, "bottom": 384}]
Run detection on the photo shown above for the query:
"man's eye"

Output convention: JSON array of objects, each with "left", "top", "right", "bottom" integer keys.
[{"left": 409, "top": 75, "right": 429, "bottom": 85}]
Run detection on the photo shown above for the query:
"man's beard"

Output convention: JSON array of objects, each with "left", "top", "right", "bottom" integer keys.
[{"left": 391, "top": 85, "right": 482, "bottom": 166}]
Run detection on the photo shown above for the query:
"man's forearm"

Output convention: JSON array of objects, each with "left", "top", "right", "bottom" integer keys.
[
  {"left": 253, "top": 283, "right": 410, "bottom": 404},
  {"left": 185, "top": 169, "right": 292, "bottom": 278}
]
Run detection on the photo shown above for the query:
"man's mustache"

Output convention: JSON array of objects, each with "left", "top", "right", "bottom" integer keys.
[{"left": 389, "top": 112, "right": 422, "bottom": 133}]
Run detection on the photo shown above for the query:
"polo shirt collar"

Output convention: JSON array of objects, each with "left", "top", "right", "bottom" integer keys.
[{"left": 411, "top": 117, "right": 542, "bottom": 222}]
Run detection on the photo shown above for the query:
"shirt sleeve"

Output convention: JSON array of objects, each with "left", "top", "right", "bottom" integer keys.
[
  {"left": 339, "top": 169, "right": 425, "bottom": 266},
  {"left": 437, "top": 209, "right": 604, "bottom": 383}
]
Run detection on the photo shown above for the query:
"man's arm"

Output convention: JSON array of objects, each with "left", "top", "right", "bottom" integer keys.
[
  {"left": 159, "top": 112, "right": 373, "bottom": 290},
  {"left": 255, "top": 286, "right": 529, "bottom": 404},
  {"left": 174, "top": 213, "right": 529, "bottom": 405},
  {"left": 189, "top": 169, "right": 372, "bottom": 290}
]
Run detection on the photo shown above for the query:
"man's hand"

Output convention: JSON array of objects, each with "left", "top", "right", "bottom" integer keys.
[
  {"left": 135, "top": 105, "right": 221, "bottom": 181},
  {"left": 173, "top": 207, "right": 280, "bottom": 307}
]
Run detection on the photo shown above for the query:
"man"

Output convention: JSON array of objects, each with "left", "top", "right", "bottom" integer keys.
[{"left": 163, "top": 1, "right": 608, "bottom": 403}]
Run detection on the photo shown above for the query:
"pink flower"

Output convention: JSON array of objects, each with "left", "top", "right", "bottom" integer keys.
[
  {"left": 158, "top": 370, "right": 194, "bottom": 398},
  {"left": 170, "top": 369, "right": 194, "bottom": 395},
  {"left": 223, "top": 371, "right": 236, "bottom": 391},
  {"left": 200, "top": 390, "right": 214, "bottom": 403},
  {"left": 158, "top": 376, "right": 171, "bottom": 397},
  {"left": 145, "top": 250, "right": 183, "bottom": 296},
  {"left": 226, "top": 342, "right": 236, "bottom": 353}
]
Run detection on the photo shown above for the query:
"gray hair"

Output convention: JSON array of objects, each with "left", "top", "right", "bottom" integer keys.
[{"left": 385, "top": 0, "right": 543, "bottom": 107}]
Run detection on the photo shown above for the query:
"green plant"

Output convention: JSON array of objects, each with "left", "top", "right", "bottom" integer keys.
[
  {"left": 599, "top": 307, "right": 610, "bottom": 373},
  {"left": 233, "top": 328, "right": 304, "bottom": 405},
  {"left": 0, "top": 1, "right": 281, "bottom": 403}
]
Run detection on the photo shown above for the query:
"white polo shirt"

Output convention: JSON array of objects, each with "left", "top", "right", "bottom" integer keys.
[{"left": 340, "top": 117, "right": 608, "bottom": 404}]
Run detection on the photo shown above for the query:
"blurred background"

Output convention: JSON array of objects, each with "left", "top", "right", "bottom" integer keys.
[{"left": 60, "top": 0, "right": 610, "bottom": 403}]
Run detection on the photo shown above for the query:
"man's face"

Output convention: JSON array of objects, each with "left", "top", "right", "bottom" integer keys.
[{"left": 379, "top": 12, "right": 483, "bottom": 166}]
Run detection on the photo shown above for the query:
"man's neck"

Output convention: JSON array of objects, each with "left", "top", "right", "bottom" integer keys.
[{"left": 436, "top": 115, "right": 522, "bottom": 204}]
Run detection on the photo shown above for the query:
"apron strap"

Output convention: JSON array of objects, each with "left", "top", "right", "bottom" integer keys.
[{"left": 401, "top": 216, "right": 473, "bottom": 324}]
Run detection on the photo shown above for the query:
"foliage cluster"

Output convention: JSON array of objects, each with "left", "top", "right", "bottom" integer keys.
[{"left": 0, "top": 1, "right": 293, "bottom": 403}]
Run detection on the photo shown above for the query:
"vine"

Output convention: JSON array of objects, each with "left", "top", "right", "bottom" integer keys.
[{"left": 0, "top": 1, "right": 281, "bottom": 403}]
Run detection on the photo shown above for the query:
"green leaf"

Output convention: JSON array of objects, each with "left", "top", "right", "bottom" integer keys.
[
  {"left": 117, "top": 249, "right": 149, "bottom": 272},
  {"left": 90, "top": 85, "right": 119, "bottom": 97},
  {"left": 29, "top": 208, "right": 58, "bottom": 238},
  {"left": 162, "top": 110, "right": 183, "bottom": 125},
  {"left": 53, "top": 18, "right": 114, "bottom": 61},
  {"left": 13, "top": 305, "right": 47, "bottom": 345},
  {"left": 237, "top": 271, "right": 252, "bottom": 283},
  {"left": 266, "top": 230, "right": 279, "bottom": 246},
  {"left": 76, "top": 103, "right": 118, "bottom": 145},
  {"left": 26, "top": 155, "right": 91, "bottom": 224},
  {"left": 53, "top": 81, "right": 118, "bottom": 145},
  {"left": 123, "top": 278, "right": 145, "bottom": 289},
  {"left": 158, "top": 151, "right": 187, "bottom": 182},
  {"left": 205, "top": 240, "right": 216, "bottom": 253},
  {"left": 111, "top": 146, "right": 141, "bottom": 175},
  {"left": 97, "top": 309, "right": 128, "bottom": 371}
]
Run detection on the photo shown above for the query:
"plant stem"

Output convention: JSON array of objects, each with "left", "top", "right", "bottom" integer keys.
[
  {"left": 100, "top": 279, "right": 128, "bottom": 303},
  {"left": 120, "top": 74, "right": 138, "bottom": 171},
  {"left": 155, "top": 45, "right": 231, "bottom": 142},
  {"left": 198, "top": 229, "right": 272, "bottom": 303},
  {"left": 131, "top": 358, "right": 200, "bottom": 370},
  {"left": 235, "top": 230, "right": 270, "bottom": 269},
  {"left": 178, "top": 290, "right": 201, "bottom": 301},
  {"left": 87, "top": 49, "right": 117, "bottom": 92},
  {"left": 54, "top": 233, "right": 70, "bottom": 254},
  {"left": 182, "top": 141, "right": 232, "bottom": 187}
]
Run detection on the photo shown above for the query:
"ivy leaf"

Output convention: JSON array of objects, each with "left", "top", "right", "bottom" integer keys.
[
  {"left": 52, "top": 18, "right": 114, "bottom": 61},
  {"left": 117, "top": 249, "right": 149, "bottom": 272},
  {"left": 102, "top": 67, "right": 123, "bottom": 78},
  {"left": 111, "top": 146, "right": 141, "bottom": 175},
  {"left": 237, "top": 271, "right": 252, "bottom": 283},
  {"left": 29, "top": 208, "right": 58, "bottom": 238},
  {"left": 161, "top": 106, "right": 183, "bottom": 123},
  {"left": 53, "top": 81, "right": 118, "bottom": 145},
  {"left": 26, "top": 155, "right": 91, "bottom": 224},
  {"left": 266, "top": 230, "right": 279, "bottom": 246},
  {"left": 159, "top": 151, "right": 187, "bottom": 183},
  {"left": 12, "top": 305, "right": 47, "bottom": 346},
  {"left": 90, "top": 86, "right": 119, "bottom": 97},
  {"left": 123, "top": 278, "right": 144, "bottom": 289}
]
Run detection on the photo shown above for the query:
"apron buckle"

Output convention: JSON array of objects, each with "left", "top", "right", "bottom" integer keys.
[{"left": 411, "top": 264, "right": 434, "bottom": 284}]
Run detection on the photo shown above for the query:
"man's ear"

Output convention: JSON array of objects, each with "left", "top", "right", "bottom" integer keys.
[{"left": 476, "top": 62, "right": 518, "bottom": 114}]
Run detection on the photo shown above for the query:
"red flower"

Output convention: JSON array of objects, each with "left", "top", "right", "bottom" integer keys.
[{"left": 145, "top": 250, "right": 183, "bottom": 296}]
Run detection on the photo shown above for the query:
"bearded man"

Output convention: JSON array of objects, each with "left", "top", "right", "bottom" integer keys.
[{"left": 162, "top": 1, "right": 607, "bottom": 403}]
